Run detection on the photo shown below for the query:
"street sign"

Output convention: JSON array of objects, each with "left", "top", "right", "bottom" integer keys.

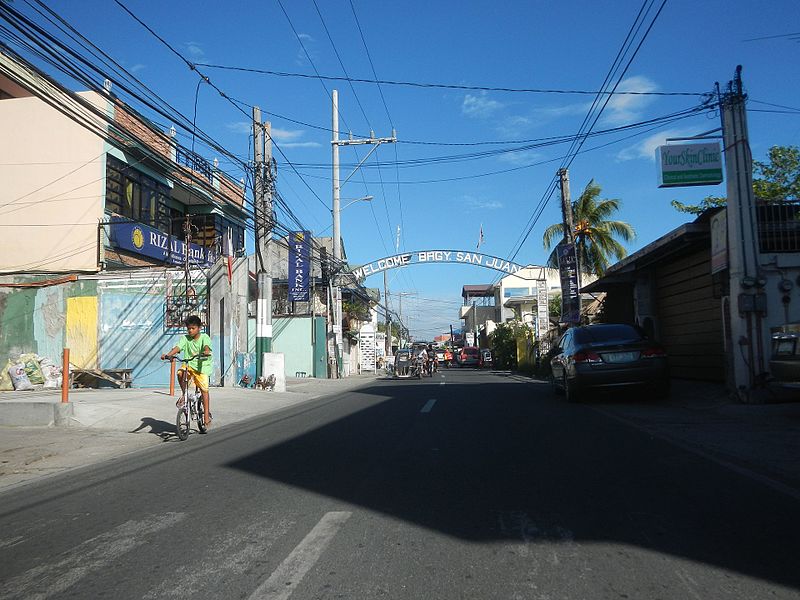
[
  {"left": 656, "top": 142, "right": 723, "bottom": 188},
  {"left": 288, "top": 231, "right": 311, "bottom": 301},
  {"left": 557, "top": 243, "right": 580, "bottom": 324}
]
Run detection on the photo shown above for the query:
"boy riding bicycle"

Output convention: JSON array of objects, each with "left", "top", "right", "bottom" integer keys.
[{"left": 161, "top": 315, "right": 213, "bottom": 429}]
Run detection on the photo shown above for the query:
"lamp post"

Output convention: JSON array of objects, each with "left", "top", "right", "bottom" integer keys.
[{"left": 332, "top": 89, "right": 396, "bottom": 378}]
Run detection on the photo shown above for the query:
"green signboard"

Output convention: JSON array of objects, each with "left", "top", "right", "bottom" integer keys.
[{"left": 656, "top": 142, "right": 723, "bottom": 188}]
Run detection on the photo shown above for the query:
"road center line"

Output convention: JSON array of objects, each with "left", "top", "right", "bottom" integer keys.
[
  {"left": 421, "top": 399, "right": 437, "bottom": 413},
  {"left": 248, "top": 511, "right": 352, "bottom": 600}
]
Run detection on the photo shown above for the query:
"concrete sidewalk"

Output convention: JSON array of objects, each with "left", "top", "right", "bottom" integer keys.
[{"left": 0, "top": 374, "right": 383, "bottom": 492}]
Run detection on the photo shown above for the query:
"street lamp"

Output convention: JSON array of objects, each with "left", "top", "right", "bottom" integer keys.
[{"left": 339, "top": 195, "right": 373, "bottom": 212}]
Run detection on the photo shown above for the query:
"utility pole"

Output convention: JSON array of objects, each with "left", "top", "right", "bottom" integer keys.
[
  {"left": 331, "top": 89, "right": 396, "bottom": 376},
  {"left": 558, "top": 168, "right": 574, "bottom": 245},
  {"left": 331, "top": 90, "right": 342, "bottom": 378},
  {"left": 472, "top": 299, "right": 478, "bottom": 347},
  {"left": 264, "top": 121, "right": 273, "bottom": 355},
  {"left": 183, "top": 213, "right": 192, "bottom": 317},
  {"left": 558, "top": 167, "right": 580, "bottom": 324},
  {"left": 720, "top": 66, "right": 763, "bottom": 402},
  {"left": 384, "top": 269, "right": 391, "bottom": 357},
  {"left": 393, "top": 291, "right": 416, "bottom": 348},
  {"left": 254, "top": 106, "right": 271, "bottom": 378}
]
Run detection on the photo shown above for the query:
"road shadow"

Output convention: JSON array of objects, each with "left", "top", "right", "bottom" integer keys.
[
  {"left": 129, "top": 417, "right": 178, "bottom": 441},
  {"left": 225, "top": 375, "right": 800, "bottom": 591}
]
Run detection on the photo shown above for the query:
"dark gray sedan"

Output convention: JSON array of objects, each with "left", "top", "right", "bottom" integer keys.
[{"left": 550, "top": 324, "right": 669, "bottom": 402}]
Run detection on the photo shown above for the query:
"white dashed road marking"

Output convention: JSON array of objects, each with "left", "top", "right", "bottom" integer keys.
[
  {"left": 421, "top": 399, "right": 437, "bottom": 413},
  {"left": 248, "top": 511, "right": 352, "bottom": 600}
]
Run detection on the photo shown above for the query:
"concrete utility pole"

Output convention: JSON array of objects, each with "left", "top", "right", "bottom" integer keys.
[
  {"left": 558, "top": 167, "right": 581, "bottom": 323},
  {"left": 472, "top": 299, "right": 478, "bottom": 347},
  {"left": 254, "top": 106, "right": 272, "bottom": 378},
  {"left": 331, "top": 89, "right": 397, "bottom": 376},
  {"left": 393, "top": 291, "right": 416, "bottom": 348},
  {"left": 558, "top": 168, "right": 575, "bottom": 245},
  {"left": 384, "top": 269, "right": 391, "bottom": 357},
  {"left": 720, "top": 66, "right": 764, "bottom": 402},
  {"left": 264, "top": 121, "right": 273, "bottom": 354}
]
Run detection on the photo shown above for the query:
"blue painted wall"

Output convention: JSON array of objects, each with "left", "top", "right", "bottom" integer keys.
[{"left": 98, "top": 288, "right": 174, "bottom": 388}]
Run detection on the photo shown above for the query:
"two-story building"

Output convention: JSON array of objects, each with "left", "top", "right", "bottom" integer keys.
[{"left": 0, "top": 48, "right": 249, "bottom": 387}]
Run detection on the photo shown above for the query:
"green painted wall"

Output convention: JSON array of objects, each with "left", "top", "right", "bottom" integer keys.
[
  {"left": 313, "top": 317, "right": 327, "bottom": 378},
  {"left": 0, "top": 289, "right": 38, "bottom": 359},
  {"left": 273, "top": 316, "right": 314, "bottom": 378}
]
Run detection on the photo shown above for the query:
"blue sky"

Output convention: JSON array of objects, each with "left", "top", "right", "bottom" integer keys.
[{"left": 9, "top": 0, "right": 800, "bottom": 338}]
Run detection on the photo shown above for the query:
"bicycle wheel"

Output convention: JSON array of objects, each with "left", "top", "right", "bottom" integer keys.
[
  {"left": 176, "top": 406, "right": 189, "bottom": 440},
  {"left": 196, "top": 398, "right": 207, "bottom": 434}
]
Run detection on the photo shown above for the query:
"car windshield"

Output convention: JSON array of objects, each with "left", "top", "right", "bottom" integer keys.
[{"left": 574, "top": 324, "right": 642, "bottom": 344}]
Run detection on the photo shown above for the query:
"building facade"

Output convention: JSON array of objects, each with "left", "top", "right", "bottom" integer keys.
[{"left": 0, "top": 48, "right": 249, "bottom": 387}]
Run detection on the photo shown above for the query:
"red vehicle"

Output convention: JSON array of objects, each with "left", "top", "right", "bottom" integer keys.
[{"left": 458, "top": 346, "right": 480, "bottom": 367}]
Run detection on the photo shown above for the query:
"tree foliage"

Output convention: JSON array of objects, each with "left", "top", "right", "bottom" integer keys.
[
  {"left": 753, "top": 145, "right": 800, "bottom": 201},
  {"left": 671, "top": 145, "right": 800, "bottom": 214},
  {"left": 543, "top": 180, "right": 635, "bottom": 276},
  {"left": 489, "top": 320, "right": 533, "bottom": 370}
]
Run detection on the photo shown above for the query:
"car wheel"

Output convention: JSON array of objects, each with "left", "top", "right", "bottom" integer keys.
[
  {"left": 552, "top": 373, "right": 564, "bottom": 396},
  {"left": 564, "top": 375, "right": 581, "bottom": 403}
]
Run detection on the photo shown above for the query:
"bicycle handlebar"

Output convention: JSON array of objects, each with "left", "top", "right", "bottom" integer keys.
[{"left": 161, "top": 354, "right": 210, "bottom": 362}]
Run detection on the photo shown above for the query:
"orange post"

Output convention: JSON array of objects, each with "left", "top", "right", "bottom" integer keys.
[
  {"left": 169, "top": 359, "right": 176, "bottom": 396},
  {"left": 61, "top": 348, "right": 70, "bottom": 403}
]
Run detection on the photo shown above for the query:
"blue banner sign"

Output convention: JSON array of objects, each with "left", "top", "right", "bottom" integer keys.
[
  {"left": 288, "top": 231, "right": 311, "bottom": 301},
  {"left": 557, "top": 243, "right": 580, "bottom": 324},
  {"left": 108, "top": 217, "right": 215, "bottom": 268}
]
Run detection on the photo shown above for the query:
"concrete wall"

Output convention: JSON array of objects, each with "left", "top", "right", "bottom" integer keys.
[
  {"left": 0, "top": 265, "right": 248, "bottom": 388},
  {"left": 208, "top": 255, "right": 249, "bottom": 386},
  {"left": 0, "top": 91, "right": 106, "bottom": 273}
]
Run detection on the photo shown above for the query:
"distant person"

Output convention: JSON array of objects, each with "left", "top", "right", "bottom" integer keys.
[{"left": 161, "top": 315, "right": 213, "bottom": 429}]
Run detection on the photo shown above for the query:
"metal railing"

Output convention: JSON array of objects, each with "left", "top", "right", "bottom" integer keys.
[{"left": 757, "top": 201, "right": 800, "bottom": 253}]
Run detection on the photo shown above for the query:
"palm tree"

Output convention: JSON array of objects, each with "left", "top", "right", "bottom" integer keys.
[{"left": 543, "top": 180, "right": 635, "bottom": 276}]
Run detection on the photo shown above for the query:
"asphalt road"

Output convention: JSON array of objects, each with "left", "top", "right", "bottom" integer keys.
[{"left": 1, "top": 369, "right": 799, "bottom": 599}]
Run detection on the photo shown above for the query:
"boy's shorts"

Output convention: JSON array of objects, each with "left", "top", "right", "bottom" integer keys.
[{"left": 178, "top": 366, "right": 209, "bottom": 392}]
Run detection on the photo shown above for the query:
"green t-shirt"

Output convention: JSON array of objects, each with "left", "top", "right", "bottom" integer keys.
[{"left": 177, "top": 333, "right": 213, "bottom": 375}]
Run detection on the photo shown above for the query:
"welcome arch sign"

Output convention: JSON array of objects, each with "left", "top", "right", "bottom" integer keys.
[{"left": 348, "top": 249, "right": 528, "bottom": 281}]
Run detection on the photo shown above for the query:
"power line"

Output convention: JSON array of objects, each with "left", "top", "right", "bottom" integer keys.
[
  {"left": 196, "top": 62, "right": 705, "bottom": 97},
  {"left": 110, "top": 0, "right": 330, "bottom": 213}
]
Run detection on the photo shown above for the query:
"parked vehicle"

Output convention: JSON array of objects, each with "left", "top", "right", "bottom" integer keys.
[
  {"left": 479, "top": 348, "right": 493, "bottom": 369},
  {"left": 550, "top": 323, "right": 669, "bottom": 402},
  {"left": 769, "top": 329, "right": 800, "bottom": 388},
  {"left": 458, "top": 346, "right": 480, "bottom": 367}
]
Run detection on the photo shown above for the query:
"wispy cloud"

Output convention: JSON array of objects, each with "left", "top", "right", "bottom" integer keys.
[
  {"left": 270, "top": 128, "right": 304, "bottom": 142},
  {"left": 496, "top": 149, "right": 545, "bottom": 166},
  {"left": 227, "top": 121, "right": 252, "bottom": 135},
  {"left": 129, "top": 63, "right": 146, "bottom": 74},
  {"left": 295, "top": 33, "right": 317, "bottom": 66},
  {"left": 603, "top": 75, "right": 658, "bottom": 124},
  {"left": 226, "top": 123, "right": 321, "bottom": 148},
  {"left": 272, "top": 128, "right": 321, "bottom": 148},
  {"left": 281, "top": 141, "right": 322, "bottom": 148},
  {"left": 462, "top": 92, "right": 504, "bottom": 118},
  {"left": 462, "top": 195, "right": 503, "bottom": 211},
  {"left": 616, "top": 127, "right": 694, "bottom": 161},
  {"left": 494, "top": 102, "right": 590, "bottom": 137},
  {"left": 185, "top": 41, "right": 205, "bottom": 59}
]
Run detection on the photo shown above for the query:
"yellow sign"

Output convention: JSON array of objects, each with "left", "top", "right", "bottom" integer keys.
[{"left": 132, "top": 227, "right": 145, "bottom": 249}]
